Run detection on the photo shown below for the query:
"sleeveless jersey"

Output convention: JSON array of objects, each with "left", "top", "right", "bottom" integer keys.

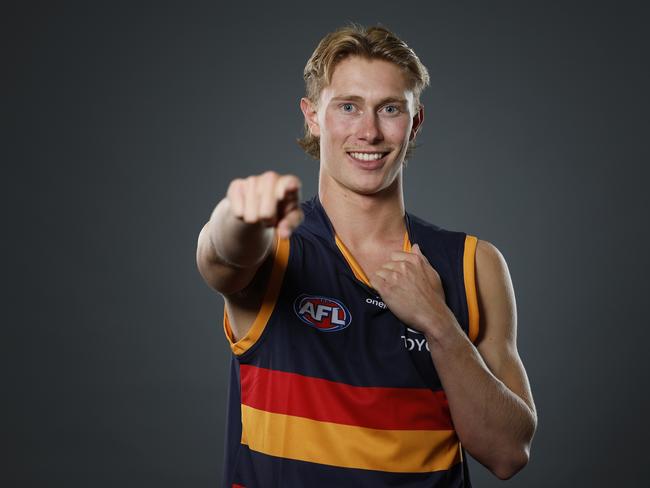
[{"left": 222, "top": 195, "right": 480, "bottom": 488}]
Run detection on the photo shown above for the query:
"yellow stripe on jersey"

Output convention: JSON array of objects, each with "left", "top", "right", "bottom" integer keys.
[
  {"left": 223, "top": 236, "right": 290, "bottom": 355},
  {"left": 240, "top": 404, "right": 461, "bottom": 473},
  {"left": 463, "top": 235, "right": 479, "bottom": 343},
  {"left": 403, "top": 231, "right": 412, "bottom": 252},
  {"left": 334, "top": 234, "right": 371, "bottom": 286}
]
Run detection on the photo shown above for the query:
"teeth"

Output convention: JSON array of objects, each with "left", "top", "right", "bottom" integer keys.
[{"left": 349, "top": 152, "right": 386, "bottom": 161}]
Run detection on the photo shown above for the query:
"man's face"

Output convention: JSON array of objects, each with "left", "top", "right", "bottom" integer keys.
[{"left": 301, "top": 56, "right": 423, "bottom": 196}]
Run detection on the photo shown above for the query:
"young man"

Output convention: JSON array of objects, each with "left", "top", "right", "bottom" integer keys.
[{"left": 197, "top": 25, "right": 536, "bottom": 487}]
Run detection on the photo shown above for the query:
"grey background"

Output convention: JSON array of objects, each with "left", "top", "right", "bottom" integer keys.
[{"left": 5, "top": 1, "right": 649, "bottom": 486}]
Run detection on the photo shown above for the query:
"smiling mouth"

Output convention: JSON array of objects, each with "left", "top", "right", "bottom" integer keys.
[{"left": 346, "top": 151, "right": 389, "bottom": 162}]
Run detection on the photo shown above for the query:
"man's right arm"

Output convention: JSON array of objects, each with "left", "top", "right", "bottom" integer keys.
[{"left": 196, "top": 172, "right": 302, "bottom": 338}]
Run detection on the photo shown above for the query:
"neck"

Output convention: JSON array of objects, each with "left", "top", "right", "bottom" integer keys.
[{"left": 318, "top": 174, "right": 406, "bottom": 247}]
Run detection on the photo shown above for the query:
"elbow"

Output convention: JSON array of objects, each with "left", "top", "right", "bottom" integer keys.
[
  {"left": 491, "top": 447, "right": 530, "bottom": 480},
  {"left": 492, "top": 408, "right": 537, "bottom": 479},
  {"left": 464, "top": 434, "right": 533, "bottom": 480}
]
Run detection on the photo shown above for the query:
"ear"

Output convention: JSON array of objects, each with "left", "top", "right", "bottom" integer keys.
[
  {"left": 409, "top": 105, "right": 424, "bottom": 141},
  {"left": 300, "top": 97, "right": 320, "bottom": 137}
]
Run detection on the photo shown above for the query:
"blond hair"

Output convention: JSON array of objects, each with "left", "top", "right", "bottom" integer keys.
[{"left": 297, "top": 23, "right": 430, "bottom": 160}]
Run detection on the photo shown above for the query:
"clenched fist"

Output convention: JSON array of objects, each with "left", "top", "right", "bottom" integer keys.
[{"left": 226, "top": 171, "right": 303, "bottom": 239}]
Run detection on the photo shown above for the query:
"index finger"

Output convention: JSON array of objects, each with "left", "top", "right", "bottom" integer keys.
[
  {"left": 275, "top": 174, "right": 301, "bottom": 201},
  {"left": 389, "top": 250, "right": 419, "bottom": 262}
]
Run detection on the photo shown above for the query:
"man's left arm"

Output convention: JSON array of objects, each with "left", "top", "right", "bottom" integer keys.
[{"left": 371, "top": 240, "right": 537, "bottom": 480}]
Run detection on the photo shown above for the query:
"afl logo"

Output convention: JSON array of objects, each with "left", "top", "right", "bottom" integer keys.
[{"left": 293, "top": 294, "right": 352, "bottom": 332}]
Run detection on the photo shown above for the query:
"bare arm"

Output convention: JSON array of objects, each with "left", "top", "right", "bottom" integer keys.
[
  {"left": 196, "top": 172, "right": 303, "bottom": 335},
  {"left": 370, "top": 241, "right": 537, "bottom": 480}
]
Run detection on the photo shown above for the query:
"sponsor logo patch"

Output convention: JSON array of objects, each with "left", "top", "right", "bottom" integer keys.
[
  {"left": 401, "top": 327, "right": 430, "bottom": 351},
  {"left": 365, "top": 297, "right": 387, "bottom": 309},
  {"left": 293, "top": 294, "right": 352, "bottom": 332}
]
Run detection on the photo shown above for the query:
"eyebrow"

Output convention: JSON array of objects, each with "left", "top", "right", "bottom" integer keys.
[{"left": 330, "top": 95, "right": 408, "bottom": 106}]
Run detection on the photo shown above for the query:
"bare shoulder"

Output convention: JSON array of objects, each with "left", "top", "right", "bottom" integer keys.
[
  {"left": 474, "top": 239, "right": 516, "bottom": 347},
  {"left": 475, "top": 240, "right": 514, "bottom": 306}
]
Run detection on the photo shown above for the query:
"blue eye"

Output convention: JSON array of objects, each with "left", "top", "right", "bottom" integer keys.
[
  {"left": 384, "top": 105, "right": 400, "bottom": 114},
  {"left": 341, "top": 103, "right": 355, "bottom": 112}
]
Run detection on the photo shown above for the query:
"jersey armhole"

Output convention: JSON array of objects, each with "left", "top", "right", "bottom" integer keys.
[
  {"left": 463, "top": 235, "right": 480, "bottom": 343},
  {"left": 223, "top": 236, "right": 290, "bottom": 356}
]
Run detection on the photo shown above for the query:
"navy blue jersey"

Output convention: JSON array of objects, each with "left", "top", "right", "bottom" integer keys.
[{"left": 222, "top": 195, "right": 479, "bottom": 488}]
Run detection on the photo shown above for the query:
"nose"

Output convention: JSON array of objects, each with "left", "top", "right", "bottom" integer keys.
[{"left": 356, "top": 111, "right": 383, "bottom": 144}]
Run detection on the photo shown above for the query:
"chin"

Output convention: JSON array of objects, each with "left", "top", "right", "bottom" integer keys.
[{"left": 346, "top": 177, "right": 395, "bottom": 196}]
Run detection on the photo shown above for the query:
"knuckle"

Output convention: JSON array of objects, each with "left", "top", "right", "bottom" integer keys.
[
  {"left": 276, "top": 175, "right": 290, "bottom": 189},
  {"left": 227, "top": 178, "right": 243, "bottom": 193},
  {"left": 280, "top": 173, "right": 300, "bottom": 188},
  {"left": 245, "top": 175, "right": 257, "bottom": 190},
  {"left": 262, "top": 170, "right": 278, "bottom": 181}
]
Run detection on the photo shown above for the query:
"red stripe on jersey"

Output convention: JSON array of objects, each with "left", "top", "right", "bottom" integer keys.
[{"left": 240, "top": 364, "right": 453, "bottom": 430}]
